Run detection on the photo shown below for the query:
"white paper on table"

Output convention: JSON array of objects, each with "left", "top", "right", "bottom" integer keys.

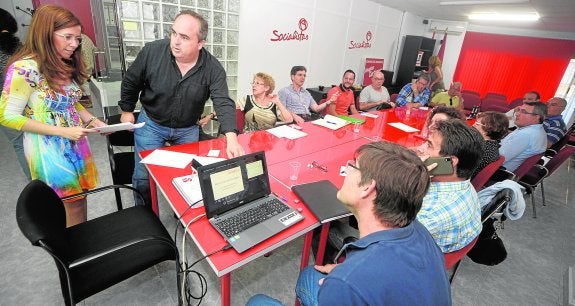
[
  {"left": 388, "top": 122, "right": 420, "bottom": 133},
  {"left": 207, "top": 150, "right": 220, "bottom": 157},
  {"left": 360, "top": 112, "right": 379, "bottom": 118},
  {"left": 90, "top": 122, "right": 145, "bottom": 133},
  {"left": 139, "top": 149, "right": 196, "bottom": 169},
  {"left": 312, "top": 114, "right": 349, "bottom": 130},
  {"left": 266, "top": 125, "right": 308, "bottom": 139}
]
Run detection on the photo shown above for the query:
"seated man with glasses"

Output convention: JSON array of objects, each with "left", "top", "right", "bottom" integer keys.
[
  {"left": 543, "top": 97, "right": 567, "bottom": 148},
  {"left": 506, "top": 90, "right": 540, "bottom": 128},
  {"left": 358, "top": 70, "right": 392, "bottom": 111},
  {"left": 395, "top": 74, "right": 431, "bottom": 108},
  {"left": 499, "top": 101, "right": 547, "bottom": 172},
  {"left": 417, "top": 119, "right": 483, "bottom": 253},
  {"left": 247, "top": 142, "right": 450, "bottom": 306},
  {"left": 429, "top": 81, "right": 464, "bottom": 109}
]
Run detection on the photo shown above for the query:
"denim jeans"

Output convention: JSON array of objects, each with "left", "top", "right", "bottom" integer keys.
[
  {"left": 245, "top": 267, "right": 323, "bottom": 306},
  {"left": 133, "top": 109, "right": 199, "bottom": 206},
  {"left": 295, "top": 266, "right": 323, "bottom": 306},
  {"left": 1, "top": 125, "right": 31, "bottom": 180}
]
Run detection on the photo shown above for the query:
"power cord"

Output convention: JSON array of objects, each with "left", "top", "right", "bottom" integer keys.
[{"left": 173, "top": 201, "right": 232, "bottom": 305}]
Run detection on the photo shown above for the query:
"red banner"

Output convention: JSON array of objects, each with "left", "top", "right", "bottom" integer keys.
[{"left": 363, "top": 58, "right": 384, "bottom": 86}]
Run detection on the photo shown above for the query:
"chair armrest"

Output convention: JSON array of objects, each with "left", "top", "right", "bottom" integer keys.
[
  {"left": 490, "top": 168, "right": 515, "bottom": 182},
  {"left": 60, "top": 184, "right": 144, "bottom": 206},
  {"left": 68, "top": 235, "right": 176, "bottom": 268},
  {"left": 481, "top": 188, "right": 512, "bottom": 223}
]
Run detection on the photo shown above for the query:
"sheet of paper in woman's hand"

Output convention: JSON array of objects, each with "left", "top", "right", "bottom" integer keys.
[{"left": 90, "top": 122, "right": 145, "bottom": 133}]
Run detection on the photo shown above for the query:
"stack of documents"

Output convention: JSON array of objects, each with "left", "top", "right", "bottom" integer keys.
[
  {"left": 312, "top": 114, "right": 349, "bottom": 130},
  {"left": 172, "top": 174, "right": 203, "bottom": 207}
]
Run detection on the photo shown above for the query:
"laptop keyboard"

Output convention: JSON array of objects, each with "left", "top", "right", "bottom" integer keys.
[{"left": 215, "top": 198, "right": 290, "bottom": 237}]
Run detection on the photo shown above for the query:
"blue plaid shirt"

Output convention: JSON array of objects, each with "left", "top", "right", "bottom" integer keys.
[
  {"left": 395, "top": 83, "right": 431, "bottom": 107},
  {"left": 417, "top": 180, "right": 482, "bottom": 253}
]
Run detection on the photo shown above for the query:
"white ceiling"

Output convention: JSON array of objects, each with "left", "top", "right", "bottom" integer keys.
[{"left": 370, "top": 0, "right": 575, "bottom": 34}]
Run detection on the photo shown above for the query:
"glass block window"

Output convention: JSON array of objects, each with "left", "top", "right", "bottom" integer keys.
[{"left": 116, "top": 0, "right": 240, "bottom": 135}]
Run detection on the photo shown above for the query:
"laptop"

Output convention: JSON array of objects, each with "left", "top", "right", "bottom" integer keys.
[{"left": 196, "top": 151, "right": 304, "bottom": 253}]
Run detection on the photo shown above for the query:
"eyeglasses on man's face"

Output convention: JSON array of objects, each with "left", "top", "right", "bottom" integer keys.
[
  {"left": 345, "top": 160, "right": 360, "bottom": 174},
  {"left": 515, "top": 108, "right": 538, "bottom": 116},
  {"left": 54, "top": 32, "right": 82, "bottom": 45},
  {"left": 416, "top": 81, "right": 428, "bottom": 86}
]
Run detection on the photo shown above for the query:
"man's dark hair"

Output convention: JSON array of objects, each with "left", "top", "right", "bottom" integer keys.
[
  {"left": 427, "top": 106, "right": 465, "bottom": 128},
  {"left": 524, "top": 101, "right": 547, "bottom": 124},
  {"left": 176, "top": 10, "right": 209, "bottom": 41},
  {"left": 527, "top": 91, "right": 541, "bottom": 101},
  {"left": 290, "top": 66, "right": 306, "bottom": 76},
  {"left": 343, "top": 69, "right": 355, "bottom": 78},
  {"left": 434, "top": 119, "right": 484, "bottom": 179},
  {"left": 355, "top": 142, "right": 430, "bottom": 228}
]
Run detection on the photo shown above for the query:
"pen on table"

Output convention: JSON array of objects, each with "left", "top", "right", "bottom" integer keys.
[
  {"left": 326, "top": 121, "right": 337, "bottom": 125},
  {"left": 82, "top": 117, "right": 96, "bottom": 128}
]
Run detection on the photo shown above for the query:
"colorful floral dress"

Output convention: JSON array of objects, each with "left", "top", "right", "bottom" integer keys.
[{"left": 0, "top": 58, "right": 98, "bottom": 197}]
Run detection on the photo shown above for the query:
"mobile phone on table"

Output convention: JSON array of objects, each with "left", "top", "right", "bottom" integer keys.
[{"left": 424, "top": 157, "right": 454, "bottom": 175}]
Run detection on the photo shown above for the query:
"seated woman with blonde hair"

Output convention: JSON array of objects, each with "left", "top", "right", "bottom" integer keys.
[{"left": 238, "top": 72, "right": 293, "bottom": 132}]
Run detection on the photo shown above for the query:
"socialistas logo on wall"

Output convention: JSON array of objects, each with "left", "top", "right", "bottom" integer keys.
[
  {"left": 349, "top": 31, "right": 373, "bottom": 49},
  {"left": 270, "top": 18, "right": 310, "bottom": 42}
]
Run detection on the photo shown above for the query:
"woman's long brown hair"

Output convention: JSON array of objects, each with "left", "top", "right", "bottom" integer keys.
[{"left": 7, "top": 5, "right": 88, "bottom": 90}]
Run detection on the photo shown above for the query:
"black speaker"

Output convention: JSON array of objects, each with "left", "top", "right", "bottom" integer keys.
[{"left": 423, "top": 19, "right": 429, "bottom": 24}]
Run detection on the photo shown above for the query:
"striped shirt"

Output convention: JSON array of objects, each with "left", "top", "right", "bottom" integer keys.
[
  {"left": 278, "top": 85, "right": 318, "bottom": 116},
  {"left": 417, "top": 180, "right": 482, "bottom": 253},
  {"left": 543, "top": 115, "right": 566, "bottom": 145}
]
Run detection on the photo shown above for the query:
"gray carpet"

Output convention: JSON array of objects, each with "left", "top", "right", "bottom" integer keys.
[{"left": 0, "top": 123, "right": 573, "bottom": 305}]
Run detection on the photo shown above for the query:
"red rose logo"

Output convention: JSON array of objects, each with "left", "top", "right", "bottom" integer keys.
[{"left": 299, "top": 18, "right": 308, "bottom": 31}]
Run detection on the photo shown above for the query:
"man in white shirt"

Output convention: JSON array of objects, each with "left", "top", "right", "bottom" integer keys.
[
  {"left": 358, "top": 70, "right": 391, "bottom": 111},
  {"left": 500, "top": 101, "right": 547, "bottom": 172}
]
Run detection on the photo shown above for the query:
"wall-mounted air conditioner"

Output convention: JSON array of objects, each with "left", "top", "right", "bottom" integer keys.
[{"left": 428, "top": 19, "right": 468, "bottom": 35}]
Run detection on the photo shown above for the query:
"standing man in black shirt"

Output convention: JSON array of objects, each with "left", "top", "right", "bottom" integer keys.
[{"left": 119, "top": 10, "right": 244, "bottom": 206}]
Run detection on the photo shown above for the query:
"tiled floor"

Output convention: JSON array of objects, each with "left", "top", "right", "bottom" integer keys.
[{"left": 1, "top": 124, "right": 573, "bottom": 305}]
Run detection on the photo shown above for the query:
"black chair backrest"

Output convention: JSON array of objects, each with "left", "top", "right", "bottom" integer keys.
[
  {"left": 16, "top": 180, "right": 67, "bottom": 251},
  {"left": 106, "top": 113, "right": 138, "bottom": 146}
]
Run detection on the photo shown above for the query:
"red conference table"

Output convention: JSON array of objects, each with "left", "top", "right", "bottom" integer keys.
[{"left": 142, "top": 107, "right": 428, "bottom": 306}]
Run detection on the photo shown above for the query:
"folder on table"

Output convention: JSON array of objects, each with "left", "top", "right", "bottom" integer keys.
[
  {"left": 337, "top": 115, "right": 365, "bottom": 124},
  {"left": 292, "top": 180, "right": 352, "bottom": 223}
]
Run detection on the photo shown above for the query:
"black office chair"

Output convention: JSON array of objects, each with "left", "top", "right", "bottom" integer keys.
[
  {"left": 104, "top": 109, "right": 139, "bottom": 210},
  {"left": 16, "top": 180, "right": 180, "bottom": 305}
]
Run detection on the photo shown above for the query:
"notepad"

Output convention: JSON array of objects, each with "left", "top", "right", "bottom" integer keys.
[
  {"left": 172, "top": 174, "right": 203, "bottom": 207},
  {"left": 312, "top": 115, "right": 349, "bottom": 130},
  {"left": 292, "top": 180, "right": 352, "bottom": 223},
  {"left": 266, "top": 125, "right": 308, "bottom": 139}
]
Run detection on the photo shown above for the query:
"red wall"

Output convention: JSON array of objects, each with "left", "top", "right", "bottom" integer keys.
[{"left": 454, "top": 32, "right": 575, "bottom": 101}]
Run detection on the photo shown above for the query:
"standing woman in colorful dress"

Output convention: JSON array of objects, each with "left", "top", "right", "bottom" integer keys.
[{"left": 0, "top": 5, "right": 106, "bottom": 227}]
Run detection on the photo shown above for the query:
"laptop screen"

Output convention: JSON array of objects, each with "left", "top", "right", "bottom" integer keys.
[{"left": 198, "top": 151, "right": 271, "bottom": 218}]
